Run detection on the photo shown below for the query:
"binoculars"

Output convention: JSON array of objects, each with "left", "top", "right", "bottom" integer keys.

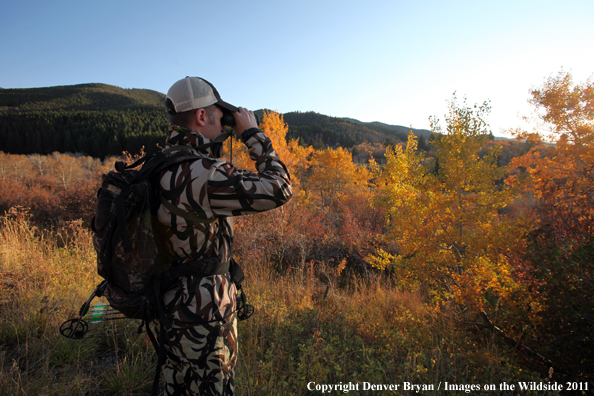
[{"left": 221, "top": 109, "right": 260, "bottom": 128}]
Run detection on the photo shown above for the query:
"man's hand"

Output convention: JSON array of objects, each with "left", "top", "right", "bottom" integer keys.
[{"left": 233, "top": 107, "right": 259, "bottom": 136}]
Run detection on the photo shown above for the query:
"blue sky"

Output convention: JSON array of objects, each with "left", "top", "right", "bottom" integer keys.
[{"left": 1, "top": 0, "right": 592, "bottom": 137}]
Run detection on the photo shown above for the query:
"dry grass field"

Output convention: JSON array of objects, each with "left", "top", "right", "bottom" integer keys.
[{"left": 0, "top": 209, "right": 550, "bottom": 395}]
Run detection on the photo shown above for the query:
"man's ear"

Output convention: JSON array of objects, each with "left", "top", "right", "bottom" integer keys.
[{"left": 194, "top": 108, "right": 208, "bottom": 127}]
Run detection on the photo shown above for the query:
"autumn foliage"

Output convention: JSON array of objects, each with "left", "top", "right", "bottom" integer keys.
[
  {"left": 367, "top": 97, "right": 529, "bottom": 319},
  {"left": 505, "top": 71, "right": 594, "bottom": 376},
  {"left": 0, "top": 152, "right": 117, "bottom": 225},
  {"left": 1, "top": 71, "right": 593, "bottom": 383}
]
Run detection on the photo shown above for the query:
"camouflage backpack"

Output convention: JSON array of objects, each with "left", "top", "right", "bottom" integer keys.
[
  {"left": 91, "top": 149, "right": 215, "bottom": 321},
  {"left": 91, "top": 142, "right": 249, "bottom": 323}
]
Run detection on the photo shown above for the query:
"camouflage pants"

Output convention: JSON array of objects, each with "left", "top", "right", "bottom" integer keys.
[{"left": 157, "top": 314, "right": 238, "bottom": 396}]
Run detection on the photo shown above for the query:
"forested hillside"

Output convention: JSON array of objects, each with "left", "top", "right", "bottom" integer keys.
[
  {"left": 1, "top": 83, "right": 435, "bottom": 158},
  {"left": 0, "top": 84, "right": 167, "bottom": 158},
  {"left": 281, "top": 111, "right": 430, "bottom": 148}
]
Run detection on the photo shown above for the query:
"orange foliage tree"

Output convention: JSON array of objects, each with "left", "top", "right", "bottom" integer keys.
[
  {"left": 229, "top": 112, "right": 382, "bottom": 275},
  {"left": 508, "top": 71, "right": 594, "bottom": 234},
  {"left": 222, "top": 110, "right": 313, "bottom": 189},
  {"left": 506, "top": 71, "right": 594, "bottom": 375}
]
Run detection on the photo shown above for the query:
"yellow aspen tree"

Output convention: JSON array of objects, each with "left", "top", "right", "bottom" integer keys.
[
  {"left": 368, "top": 96, "right": 526, "bottom": 310},
  {"left": 306, "top": 147, "right": 369, "bottom": 209}
]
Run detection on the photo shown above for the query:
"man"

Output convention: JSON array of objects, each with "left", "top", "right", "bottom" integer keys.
[{"left": 154, "top": 76, "right": 292, "bottom": 395}]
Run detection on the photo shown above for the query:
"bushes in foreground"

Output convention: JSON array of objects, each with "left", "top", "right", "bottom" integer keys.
[{"left": 0, "top": 209, "right": 552, "bottom": 395}]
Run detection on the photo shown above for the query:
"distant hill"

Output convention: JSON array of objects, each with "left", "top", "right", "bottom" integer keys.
[
  {"left": 0, "top": 84, "right": 168, "bottom": 158},
  {"left": 0, "top": 83, "right": 165, "bottom": 111},
  {"left": 0, "top": 83, "right": 430, "bottom": 158},
  {"left": 276, "top": 111, "right": 430, "bottom": 148}
]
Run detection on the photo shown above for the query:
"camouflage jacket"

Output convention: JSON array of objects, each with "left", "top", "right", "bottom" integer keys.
[{"left": 156, "top": 124, "right": 292, "bottom": 323}]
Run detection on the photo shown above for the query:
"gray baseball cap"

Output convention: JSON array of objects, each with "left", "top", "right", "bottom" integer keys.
[{"left": 165, "top": 77, "right": 238, "bottom": 115}]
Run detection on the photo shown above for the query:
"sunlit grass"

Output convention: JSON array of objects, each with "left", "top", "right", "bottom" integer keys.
[{"left": 0, "top": 208, "right": 544, "bottom": 395}]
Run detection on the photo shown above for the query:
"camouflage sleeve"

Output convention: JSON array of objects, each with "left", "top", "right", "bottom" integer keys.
[{"left": 207, "top": 129, "right": 292, "bottom": 217}]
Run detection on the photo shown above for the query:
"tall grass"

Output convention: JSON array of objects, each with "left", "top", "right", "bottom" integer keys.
[{"left": 0, "top": 208, "right": 552, "bottom": 395}]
